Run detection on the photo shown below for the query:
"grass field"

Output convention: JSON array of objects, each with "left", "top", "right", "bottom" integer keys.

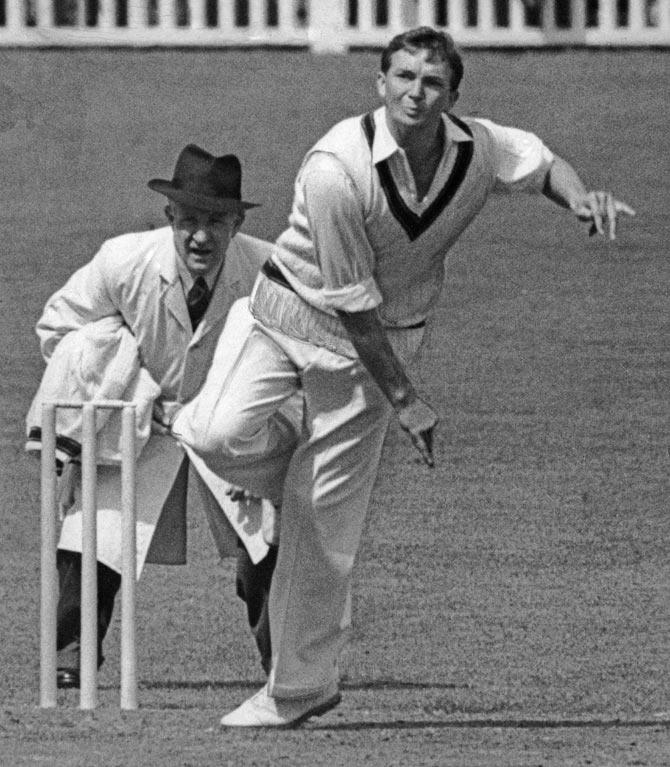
[{"left": 0, "top": 47, "right": 669, "bottom": 765}]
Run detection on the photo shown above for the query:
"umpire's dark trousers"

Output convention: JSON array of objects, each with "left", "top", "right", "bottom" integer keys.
[{"left": 56, "top": 541, "right": 277, "bottom": 675}]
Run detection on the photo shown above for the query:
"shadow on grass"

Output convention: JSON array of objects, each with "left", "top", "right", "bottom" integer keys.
[
  {"left": 314, "top": 718, "right": 670, "bottom": 731},
  {"left": 120, "top": 682, "right": 670, "bottom": 729}
]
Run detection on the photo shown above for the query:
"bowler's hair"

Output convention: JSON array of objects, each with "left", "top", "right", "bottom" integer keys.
[{"left": 380, "top": 27, "right": 464, "bottom": 91}]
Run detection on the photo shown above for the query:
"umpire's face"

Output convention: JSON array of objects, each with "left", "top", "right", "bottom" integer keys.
[{"left": 166, "top": 201, "right": 242, "bottom": 278}]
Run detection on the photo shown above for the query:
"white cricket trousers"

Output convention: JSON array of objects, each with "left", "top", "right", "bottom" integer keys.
[{"left": 177, "top": 299, "right": 398, "bottom": 697}]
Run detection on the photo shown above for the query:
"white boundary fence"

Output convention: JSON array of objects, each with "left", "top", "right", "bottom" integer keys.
[{"left": 0, "top": 0, "right": 668, "bottom": 49}]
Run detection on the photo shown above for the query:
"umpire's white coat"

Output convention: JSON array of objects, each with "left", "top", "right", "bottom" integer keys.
[{"left": 35, "top": 226, "right": 280, "bottom": 574}]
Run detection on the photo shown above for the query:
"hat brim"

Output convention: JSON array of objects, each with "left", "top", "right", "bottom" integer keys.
[{"left": 148, "top": 179, "right": 259, "bottom": 212}]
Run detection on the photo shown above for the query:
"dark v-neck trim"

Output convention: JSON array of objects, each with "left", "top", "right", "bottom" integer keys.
[{"left": 361, "top": 112, "right": 474, "bottom": 242}]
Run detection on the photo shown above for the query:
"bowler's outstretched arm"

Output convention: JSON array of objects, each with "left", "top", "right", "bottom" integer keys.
[{"left": 542, "top": 155, "right": 636, "bottom": 239}]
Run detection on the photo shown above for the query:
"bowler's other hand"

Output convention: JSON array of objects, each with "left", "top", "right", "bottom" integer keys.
[
  {"left": 397, "top": 397, "right": 438, "bottom": 467},
  {"left": 573, "top": 191, "right": 635, "bottom": 240}
]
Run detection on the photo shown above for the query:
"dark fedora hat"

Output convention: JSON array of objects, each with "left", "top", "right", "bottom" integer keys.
[{"left": 148, "top": 144, "right": 259, "bottom": 213}]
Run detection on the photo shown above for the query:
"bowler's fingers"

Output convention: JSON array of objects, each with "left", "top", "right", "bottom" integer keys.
[
  {"left": 410, "top": 428, "right": 435, "bottom": 468},
  {"left": 397, "top": 397, "right": 438, "bottom": 467},
  {"left": 589, "top": 192, "right": 605, "bottom": 236},
  {"left": 580, "top": 192, "right": 636, "bottom": 240},
  {"left": 611, "top": 199, "right": 636, "bottom": 239}
]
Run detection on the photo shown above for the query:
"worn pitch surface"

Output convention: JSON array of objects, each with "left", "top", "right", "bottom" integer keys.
[{"left": 0, "top": 48, "right": 668, "bottom": 765}]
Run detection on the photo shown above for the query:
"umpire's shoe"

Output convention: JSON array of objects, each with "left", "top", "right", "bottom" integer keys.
[{"left": 220, "top": 682, "right": 341, "bottom": 728}]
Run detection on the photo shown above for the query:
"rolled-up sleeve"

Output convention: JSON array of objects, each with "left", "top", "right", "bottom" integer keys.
[
  {"left": 301, "top": 152, "right": 382, "bottom": 313},
  {"left": 475, "top": 118, "right": 554, "bottom": 192}
]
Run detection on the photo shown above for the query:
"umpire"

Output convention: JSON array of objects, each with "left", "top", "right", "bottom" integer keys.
[{"left": 32, "top": 144, "right": 296, "bottom": 687}]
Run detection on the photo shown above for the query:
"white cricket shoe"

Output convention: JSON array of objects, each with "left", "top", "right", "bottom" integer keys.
[{"left": 220, "top": 682, "right": 341, "bottom": 728}]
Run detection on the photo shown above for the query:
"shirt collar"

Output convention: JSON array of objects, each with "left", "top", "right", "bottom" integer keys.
[
  {"left": 175, "top": 252, "right": 219, "bottom": 295},
  {"left": 371, "top": 106, "right": 473, "bottom": 165}
]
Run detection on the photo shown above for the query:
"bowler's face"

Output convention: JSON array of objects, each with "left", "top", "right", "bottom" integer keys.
[
  {"left": 377, "top": 48, "right": 457, "bottom": 133},
  {"left": 167, "top": 201, "right": 240, "bottom": 278}
]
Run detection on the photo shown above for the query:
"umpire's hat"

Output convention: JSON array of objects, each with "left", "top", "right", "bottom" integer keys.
[{"left": 148, "top": 144, "right": 259, "bottom": 213}]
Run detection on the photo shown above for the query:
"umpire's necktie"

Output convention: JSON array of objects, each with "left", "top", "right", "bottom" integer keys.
[{"left": 186, "top": 276, "right": 210, "bottom": 330}]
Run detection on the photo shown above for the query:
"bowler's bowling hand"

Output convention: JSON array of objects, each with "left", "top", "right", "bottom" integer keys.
[
  {"left": 397, "top": 397, "right": 438, "bottom": 467},
  {"left": 573, "top": 191, "right": 635, "bottom": 240}
]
